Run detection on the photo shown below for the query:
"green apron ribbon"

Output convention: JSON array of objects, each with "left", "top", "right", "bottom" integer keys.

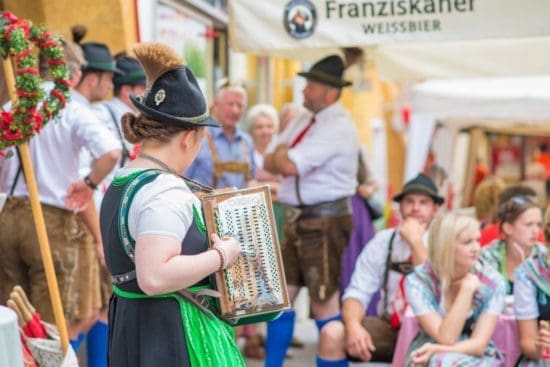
[{"left": 113, "top": 285, "right": 245, "bottom": 367}]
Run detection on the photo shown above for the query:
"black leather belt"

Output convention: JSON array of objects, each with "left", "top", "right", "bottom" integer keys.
[
  {"left": 298, "top": 197, "right": 350, "bottom": 219},
  {"left": 389, "top": 261, "right": 414, "bottom": 275},
  {"left": 111, "top": 270, "right": 137, "bottom": 285}
]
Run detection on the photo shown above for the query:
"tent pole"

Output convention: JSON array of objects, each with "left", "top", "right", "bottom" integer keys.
[{"left": 2, "top": 57, "right": 69, "bottom": 354}]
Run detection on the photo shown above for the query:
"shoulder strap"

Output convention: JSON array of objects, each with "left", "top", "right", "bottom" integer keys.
[
  {"left": 117, "top": 169, "right": 163, "bottom": 261},
  {"left": 103, "top": 103, "right": 129, "bottom": 167},
  {"left": 382, "top": 229, "right": 398, "bottom": 316},
  {"left": 239, "top": 138, "right": 252, "bottom": 181},
  {"left": 205, "top": 130, "right": 220, "bottom": 163},
  {"left": 205, "top": 131, "right": 222, "bottom": 187},
  {"left": 9, "top": 147, "right": 25, "bottom": 197},
  {"left": 295, "top": 176, "right": 304, "bottom": 206}
]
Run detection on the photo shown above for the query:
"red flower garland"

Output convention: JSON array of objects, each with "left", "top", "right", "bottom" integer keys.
[{"left": 0, "top": 12, "right": 70, "bottom": 155}]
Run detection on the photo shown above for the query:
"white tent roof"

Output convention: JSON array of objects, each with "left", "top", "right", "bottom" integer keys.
[
  {"left": 372, "top": 37, "right": 550, "bottom": 81},
  {"left": 406, "top": 76, "right": 550, "bottom": 180},
  {"left": 412, "top": 75, "right": 550, "bottom": 120}
]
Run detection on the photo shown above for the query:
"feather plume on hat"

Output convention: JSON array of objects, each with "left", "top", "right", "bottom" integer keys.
[
  {"left": 132, "top": 43, "right": 185, "bottom": 89},
  {"left": 129, "top": 42, "right": 219, "bottom": 128}
]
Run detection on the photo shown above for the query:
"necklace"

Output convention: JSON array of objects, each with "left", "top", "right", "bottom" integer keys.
[
  {"left": 138, "top": 152, "right": 214, "bottom": 193},
  {"left": 139, "top": 153, "right": 177, "bottom": 175}
]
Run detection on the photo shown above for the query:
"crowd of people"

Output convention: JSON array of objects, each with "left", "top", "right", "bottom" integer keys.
[{"left": 0, "top": 29, "right": 549, "bottom": 367}]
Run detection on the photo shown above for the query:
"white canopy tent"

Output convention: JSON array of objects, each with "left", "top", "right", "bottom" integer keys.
[
  {"left": 228, "top": 0, "right": 550, "bottom": 81},
  {"left": 407, "top": 75, "right": 550, "bottom": 180},
  {"left": 406, "top": 76, "right": 550, "bottom": 207}
]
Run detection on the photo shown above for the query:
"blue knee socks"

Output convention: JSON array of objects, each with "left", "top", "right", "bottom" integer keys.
[
  {"left": 265, "top": 310, "right": 296, "bottom": 367},
  {"left": 69, "top": 333, "right": 85, "bottom": 352},
  {"left": 315, "top": 315, "right": 346, "bottom": 367},
  {"left": 87, "top": 321, "right": 108, "bottom": 367},
  {"left": 315, "top": 314, "right": 342, "bottom": 333},
  {"left": 316, "top": 356, "right": 348, "bottom": 367}
]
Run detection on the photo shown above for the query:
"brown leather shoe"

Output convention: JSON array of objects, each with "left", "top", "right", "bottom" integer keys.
[
  {"left": 244, "top": 334, "right": 265, "bottom": 359},
  {"left": 290, "top": 336, "right": 304, "bottom": 348}
]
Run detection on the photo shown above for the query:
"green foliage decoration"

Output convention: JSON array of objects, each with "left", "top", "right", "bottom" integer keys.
[{"left": 0, "top": 11, "right": 71, "bottom": 154}]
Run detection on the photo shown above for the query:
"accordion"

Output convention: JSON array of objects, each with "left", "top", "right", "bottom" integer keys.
[{"left": 200, "top": 185, "right": 290, "bottom": 325}]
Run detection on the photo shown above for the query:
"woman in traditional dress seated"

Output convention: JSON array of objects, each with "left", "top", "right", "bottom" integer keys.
[
  {"left": 479, "top": 192, "right": 544, "bottom": 296},
  {"left": 405, "top": 213, "right": 506, "bottom": 366},
  {"left": 514, "top": 207, "right": 550, "bottom": 365},
  {"left": 99, "top": 42, "right": 244, "bottom": 366}
]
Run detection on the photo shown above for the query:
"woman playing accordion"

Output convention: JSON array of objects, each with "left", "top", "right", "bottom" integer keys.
[{"left": 99, "top": 42, "right": 244, "bottom": 367}]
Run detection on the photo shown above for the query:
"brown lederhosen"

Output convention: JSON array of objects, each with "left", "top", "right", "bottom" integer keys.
[
  {"left": 0, "top": 197, "right": 101, "bottom": 324},
  {"left": 205, "top": 132, "right": 251, "bottom": 188},
  {"left": 350, "top": 230, "right": 413, "bottom": 362},
  {"left": 281, "top": 195, "right": 352, "bottom": 302}
]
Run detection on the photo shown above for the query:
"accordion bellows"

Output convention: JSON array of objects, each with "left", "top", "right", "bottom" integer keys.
[{"left": 201, "top": 186, "right": 290, "bottom": 325}]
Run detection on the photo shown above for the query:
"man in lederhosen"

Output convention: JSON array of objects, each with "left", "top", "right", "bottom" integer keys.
[
  {"left": 185, "top": 83, "right": 255, "bottom": 189},
  {"left": 262, "top": 54, "right": 360, "bottom": 367},
  {"left": 316, "top": 173, "right": 443, "bottom": 366}
]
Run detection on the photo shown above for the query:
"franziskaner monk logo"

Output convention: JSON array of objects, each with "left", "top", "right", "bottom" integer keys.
[{"left": 283, "top": 0, "right": 317, "bottom": 39}]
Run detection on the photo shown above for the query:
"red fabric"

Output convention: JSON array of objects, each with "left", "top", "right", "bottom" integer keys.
[
  {"left": 32, "top": 313, "right": 47, "bottom": 337},
  {"left": 129, "top": 144, "right": 141, "bottom": 160},
  {"left": 390, "top": 256, "right": 411, "bottom": 330},
  {"left": 289, "top": 116, "right": 316, "bottom": 148},
  {"left": 480, "top": 223, "right": 501, "bottom": 247},
  {"left": 21, "top": 313, "right": 47, "bottom": 339},
  {"left": 537, "top": 153, "right": 550, "bottom": 177},
  {"left": 21, "top": 335, "right": 37, "bottom": 367},
  {"left": 480, "top": 223, "right": 544, "bottom": 247}
]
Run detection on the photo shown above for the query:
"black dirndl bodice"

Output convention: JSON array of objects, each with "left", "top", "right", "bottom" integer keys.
[{"left": 100, "top": 170, "right": 209, "bottom": 367}]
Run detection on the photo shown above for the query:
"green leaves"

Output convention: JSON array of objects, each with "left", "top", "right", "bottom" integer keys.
[{"left": 0, "top": 12, "right": 71, "bottom": 153}]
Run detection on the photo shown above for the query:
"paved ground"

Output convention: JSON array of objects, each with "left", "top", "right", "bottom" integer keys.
[
  {"left": 244, "top": 289, "right": 390, "bottom": 367},
  {"left": 244, "top": 318, "right": 389, "bottom": 367}
]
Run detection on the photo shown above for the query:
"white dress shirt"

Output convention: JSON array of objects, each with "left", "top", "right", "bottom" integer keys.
[
  {"left": 274, "top": 102, "right": 359, "bottom": 206},
  {"left": 0, "top": 90, "right": 120, "bottom": 209},
  {"left": 343, "top": 228, "right": 428, "bottom": 316},
  {"left": 93, "top": 97, "right": 134, "bottom": 156}
]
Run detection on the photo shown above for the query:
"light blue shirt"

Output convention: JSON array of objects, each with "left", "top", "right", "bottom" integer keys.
[{"left": 185, "top": 126, "right": 255, "bottom": 189}]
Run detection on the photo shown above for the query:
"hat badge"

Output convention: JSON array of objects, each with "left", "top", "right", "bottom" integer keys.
[{"left": 154, "top": 89, "right": 166, "bottom": 106}]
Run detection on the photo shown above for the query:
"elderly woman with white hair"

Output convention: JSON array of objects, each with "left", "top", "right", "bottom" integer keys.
[
  {"left": 246, "top": 104, "right": 281, "bottom": 191},
  {"left": 404, "top": 213, "right": 506, "bottom": 366}
]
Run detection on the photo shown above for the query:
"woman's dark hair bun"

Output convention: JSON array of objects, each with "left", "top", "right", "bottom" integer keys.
[
  {"left": 71, "top": 24, "right": 87, "bottom": 44},
  {"left": 121, "top": 113, "right": 142, "bottom": 144}
]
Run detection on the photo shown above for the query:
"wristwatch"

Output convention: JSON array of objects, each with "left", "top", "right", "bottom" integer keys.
[{"left": 84, "top": 175, "right": 98, "bottom": 190}]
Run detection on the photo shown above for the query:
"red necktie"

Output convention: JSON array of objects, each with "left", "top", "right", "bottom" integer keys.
[{"left": 290, "top": 116, "right": 316, "bottom": 148}]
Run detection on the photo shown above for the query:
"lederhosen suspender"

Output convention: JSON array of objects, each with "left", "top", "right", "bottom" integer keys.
[
  {"left": 381, "top": 230, "right": 414, "bottom": 317},
  {"left": 9, "top": 147, "right": 24, "bottom": 197},
  {"left": 104, "top": 103, "right": 130, "bottom": 168},
  {"left": 205, "top": 132, "right": 251, "bottom": 187}
]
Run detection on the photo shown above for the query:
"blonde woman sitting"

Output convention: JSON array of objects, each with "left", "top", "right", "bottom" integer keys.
[{"left": 405, "top": 213, "right": 506, "bottom": 366}]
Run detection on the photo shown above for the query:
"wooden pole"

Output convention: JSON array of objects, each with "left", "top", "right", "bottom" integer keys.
[{"left": 2, "top": 57, "right": 69, "bottom": 353}]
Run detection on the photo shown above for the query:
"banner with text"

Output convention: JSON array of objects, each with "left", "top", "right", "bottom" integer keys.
[{"left": 229, "top": 0, "right": 550, "bottom": 52}]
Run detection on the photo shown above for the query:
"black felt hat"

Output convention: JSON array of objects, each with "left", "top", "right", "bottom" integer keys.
[
  {"left": 393, "top": 173, "right": 445, "bottom": 205},
  {"left": 80, "top": 42, "right": 119, "bottom": 73},
  {"left": 113, "top": 56, "right": 146, "bottom": 86},
  {"left": 297, "top": 55, "right": 352, "bottom": 88},
  {"left": 129, "top": 43, "right": 219, "bottom": 128}
]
